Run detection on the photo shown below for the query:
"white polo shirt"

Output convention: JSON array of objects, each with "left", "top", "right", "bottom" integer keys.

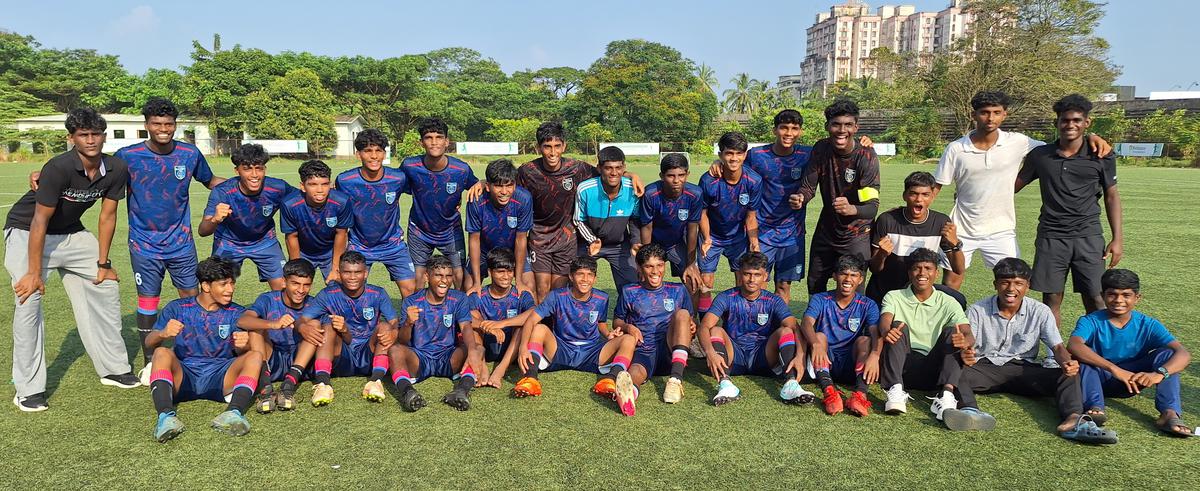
[{"left": 933, "top": 130, "right": 1042, "bottom": 238}]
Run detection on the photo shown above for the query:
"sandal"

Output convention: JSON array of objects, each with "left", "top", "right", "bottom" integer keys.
[
  {"left": 1086, "top": 407, "right": 1108, "bottom": 426},
  {"left": 1060, "top": 415, "right": 1118, "bottom": 445},
  {"left": 1157, "top": 417, "right": 1194, "bottom": 438}
]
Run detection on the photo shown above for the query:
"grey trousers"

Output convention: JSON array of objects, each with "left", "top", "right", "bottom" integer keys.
[{"left": 5, "top": 228, "right": 130, "bottom": 397}]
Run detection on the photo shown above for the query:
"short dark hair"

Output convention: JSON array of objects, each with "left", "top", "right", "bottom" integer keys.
[
  {"left": 774, "top": 109, "right": 804, "bottom": 127},
  {"left": 417, "top": 117, "right": 449, "bottom": 138},
  {"left": 198, "top": 256, "right": 239, "bottom": 283},
  {"left": 659, "top": 153, "right": 689, "bottom": 174},
  {"left": 1053, "top": 94, "right": 1093, "bottom": 117},
  {"left": 824, "top": 99, "right": 860, "bottom": 122},
  {"left": 598, "top": 146, "right": 625, "bottom": 165},
  {"left": 354, "top": 128, "right": 389, "bottom": 151},
  {"left": 232, "top": 143, "right": 270, "bottom": 166},
  {"left": 739, "top": 252, "right": 769, "bottom": 272},
  {"left": 1101, "top": 268, "right": 1140, "bottom": 293},
  {"left": 65, "top": 108, "right": 106, "bottom": 134},
  {"left": 536, "top": 121, "right": 565, "bottom": 146},
  {"left": 485, "top": 158, "right": 517, "bottom": 185},
  {"left": 340, "top": 250, "right": 367, "bottom": 267},
  {"left": 992, "top": 257, "right": 1032, "bottom": 281},
  {"left": 283, "top": 259, "right": 316, "bottom": 279},
  {"left": 835, "top": 255, "right": 866, "bottom": 275},
  {"left": 141, "top": 97, "right": 179, "bottom": 120},
  {"left": 903, "top": 171, "right": 936, "bottom": 191},
  {"left": 718, "top": 131, "right": 748, "bottom": 152},
  {"left": 299, "top": 160, "right": 331, "bottom": 182},
  {"left": 906, "top": 248, "right": 941, "bottom": 270},
  {"left": 425, "top": 255, "right": 453, "bottom": 273},
  {"left": 486, "top": 248, "right": 516, "bottom": 272},
  {"left": 570, "top": 256, "right": 598, "bottom": 274},
  {"left": 970, "top": 91, "right": 1012, "bottom": 111},
  {"left": 635, "top": 243, "right": 668, "bottom": 266}
]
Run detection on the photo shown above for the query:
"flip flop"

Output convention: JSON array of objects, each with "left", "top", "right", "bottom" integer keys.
[
  {"left": 1060, "top": 415, "right": 1118, "bottom": 445},
  {"left": 1157, "top": 417, "right": 1194, "bottom": 438},
  {"left": 1086, "top": 407, "right": 1108, "bottom": 426}
]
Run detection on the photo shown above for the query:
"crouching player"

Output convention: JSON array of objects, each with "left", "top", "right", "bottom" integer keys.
[
  {"left": 388, "top": 255, "right": 480, "bottom": 411},
  {"left": 800, "top": 255, "right": 879, "bottom": 416},
  {"left": 513, "top": 256, "right": 639, "bottom": 416},
  {"left": 613, "top": 243, "right": 694, "bottom": 408},
  {"left": 468, "top": 248, "right": 536, "bottom": 388},
  {"left": 146, "top": 257, "right": 263, "bottom": 442},
  {"left": 699, "top": 252, "right": 812, "bottom": 405},
  {"left": 300, "top": 251, "right": 399, "bottom": 406},
  {"left": 237, "top": 259, "right": 319, "bottom": 413}
]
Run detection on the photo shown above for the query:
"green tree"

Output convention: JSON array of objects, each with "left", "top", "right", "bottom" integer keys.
[
  {"left": 885, "top": 107, "right": 944, "bottom": 158},
  {"left": 722, "top": 73, "right": 760, "bottom": 114},
  {"left": 1089, "top": 107, "right": 1132, "bottom": 141},
  {"left": 1135, "top": 109, "right": 1199, "bottom": 158},
  {"left": 574, "top": 122, "right": 614, "bottom": 154},
  {"left": 241, "top": 68, "right": 337, "bottom": 155},
  {"left": 179, "top": 44, "right": 284, "bottom": 138},
  {"left": 485, "top": 118, "right": 541, "bottom": 152},
  {"left": 696, "top": 63, "right": 717, "bottom": 94}
]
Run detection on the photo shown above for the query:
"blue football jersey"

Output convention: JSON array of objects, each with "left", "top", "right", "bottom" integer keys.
[
  {"left": 203, "top": 176, "right": 292, "bottom": 253},
  {"left": 469, "top": 286, "right": 535, "bottom": 322},
  {"left": 301, "top": 283, "right": 396, "bottom": 341},
  {"left": 278, "top": 188, "right": 353, "bottom": 261},
  {"left": 402, "top": 289, "right": 473, "bottom": 353},
  {"left": 534, "top": 287, "right": 609, "bottom": 345},
  {"left": 155, "top": 297, "right": 246, "bottom": 360},
  {"left": 746, "top": 144, "right": 811, "bottom": 247},
  {"left": 117, "top": 141, "right": 214, "bottom": 258},
  {"left": 804, "top": 292, "right": 879, "bottom": 352},
  {"left": 400, "top": 156, "right": 479, "bottom": 246},
  {"left": 334, "top": 167, "right": 409, "bottom": 249},
  {"left": 464, "top": 186, "right": 534, "bottom": 259},
  {"left": 248, "top": 290, "right": 311, "bottom": 351},
  {"left": 615, "top": 282, "right": 693, "bottom": 345},
  {"left": 708, "top": 288, "right": 793, "bottom": 350},
  {"left": 699, "top": 169, "right": 763, "bottom": 247},
  {"left": 637, "top": 181, "right": 704, "bottom": 248}
]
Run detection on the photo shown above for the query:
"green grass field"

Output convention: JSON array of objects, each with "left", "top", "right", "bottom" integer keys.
[{"left": 0, "top": 154, "right": 1197, "bottom": 489}]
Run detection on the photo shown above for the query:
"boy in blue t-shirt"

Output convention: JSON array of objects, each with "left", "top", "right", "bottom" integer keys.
[
  {"left": 1068, "top": 268, "right": 1192, "bottom": 437},
  {"left": 464, "top": 159, "right": 534, "bottom": 294},
  {"left": 280, "top": 160, "right": 352, "bottom": 283},
  {"left": 467, "top": 248, "right": 536, "bottom": 388},
  {"left": 698, "top": 131, "right": 762, "bottom": 315},
  {"left": 800, "top": 255, "right": 880, "bottom": 417},
  {"left": 237, "top": 259, "right": 319, "bottom": 413}
]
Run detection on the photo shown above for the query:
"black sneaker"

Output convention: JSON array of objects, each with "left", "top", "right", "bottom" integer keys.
[
  {"left": 399, "top": 388, "right": 426, "bottom": 412},
  {"left": 442, "top": 388, "right": 471, "bottom": 411},
  {"left": 13, "top": 393, "right": 48, "bottom": 412},
  {"left": 101, "top": 372, "right": 141, "bottom": 389}
]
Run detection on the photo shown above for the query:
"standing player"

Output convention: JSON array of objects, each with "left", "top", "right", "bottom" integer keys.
[
  {"left": 867, "top": 172, "right": 965, "bottom": 306},
  {"left": 336, "top": 129, "right": 417, "bottom": 298},
  {"left": 468, "top": 248, "right": 536, "bottom": 388},
  {"left": 613, "top": 244, "right": 694, "bottom": 407},
  {"left": 574, "top": 146, "right": 639, "bottom": 293},
  {"left": 698, "top": 252, "right": 810, "bottom": 406},
  {"left": 280, "top": 160, "right": 352, "bottom": 283},
  {"left": 146, "top": 257, "right": 262, "bottom": 442},
  {"left": 199, "top": 143, "right": 292, "bottom": 291},
  {"left": 237, "top": 259, "right": 318, "bottom": 413},
  {"left": 638, "top": 153, "right": 704, "bottom": 295},
  {"left": 464, "top": 159, "right": 533, "bottom": 295},
  {"left": 800, "top": 256, "right": 879, "bottom": 417},
  {"left": 388, "top": 256, "right": 480, "bottom": 411},
  {"left": 698, "top": 132, "right": 761, "bottom": 314},
  {"left": 744, "top": 109, "right": 811, "bottom": 303},
  {"left": 400, "top": 118, "right": 479, "bottom": 289},
  {"left": 795, "top": 100, "right": 880, "bottom": 295},
  {"left": 1016, "top": 94, "right": 1123, "bottom": 326},
  {"left": 300, "top": 251, "right": 399, "bottom": 406}
]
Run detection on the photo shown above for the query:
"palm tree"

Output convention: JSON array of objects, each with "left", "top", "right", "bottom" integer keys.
[
  {"left": 695, "top": 64, "right": 718, "bottom": 94},
  {"left": 722, "top": 73, "right": 759, "bottom": 114}
]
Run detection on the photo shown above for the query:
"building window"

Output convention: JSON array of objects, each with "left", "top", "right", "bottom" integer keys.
[
  {"left": 113, "top": 130, "right": 125, "bottom": 139},
  {"left": 137, "top": 130, "right": 148, "bottom": 139}
]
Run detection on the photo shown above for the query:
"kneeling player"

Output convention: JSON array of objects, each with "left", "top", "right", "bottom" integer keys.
[
  {"left": 699, "top": 252, "right": 811, "bottom": 405},
  {"left": 468, "top": 248, "right": 536, "bottom": 388},
  {"left": 800, "top": 256, "right": 880, "bottom": 416},
  {"left": 238, "top": 259, "right": 319, "bottom": 412},
  {"left": 513, "top": 256, "right": 638, "bottom": 416},
  {"left": 146, "top": 257, "right": 263, "bottom": 442},
  {"left": 300, "top": 251, "right": 399, "bottom": 406},
  {"left": 613, "top": 243, "right": 694, "bottom": 408}
]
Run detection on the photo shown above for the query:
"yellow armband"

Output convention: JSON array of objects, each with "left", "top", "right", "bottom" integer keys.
[{"left": 857, "top": 187, "right": 879, "bottom": 202}]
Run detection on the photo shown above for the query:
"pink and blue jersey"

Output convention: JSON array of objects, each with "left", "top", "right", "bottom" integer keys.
[
  {"left": 155, "top": 297, "right": 246, "bottom": 360},
  {"left": 301, "top": 284, "right": 396, "bottom": 341},
  {"left": 334, "top": 167, "right": 409, "bottom": 249},
  {"left": 278, "top": 188, "right": 353, "bottom": 263},
  {"left": 708, "top": 288, "right": 793, "bottom": 350},
  {"left": 203, "top": 176, "right": 292, "bottom": 255},
  {"left": 403, "top": 289, "right": 473, "bottom": 354},
  {"left": 464, "top": 186, "right": 533, "bottom": 259},
  {"left": 399, "top": 156, "right": 479, "bottom": 247},
  {"left": 699, "top": 169, "right": 763, "bottom": 247},
  {"left": 804, "top": 292, "right": 879, "bottom": 353},
  {"left": 747, "top": 144, "right": 811, "bottom": 247},
  {"left": 248, "top": 290, "right": 311, "bottom": 352},
  {"left": 470, "top": 287, "right": 535, "bottom": 321},
  {"left": 534, "top": 287, "right": 609, "bottom": 345},
  {"left": 116, "top": 141, "right": 214, "bottom": 258},
  {"left": 638, "top": 181, "right": 704, "bottom": 248},
  {"left": 615, "top": 282, "right": 692, "bottom": 346}
]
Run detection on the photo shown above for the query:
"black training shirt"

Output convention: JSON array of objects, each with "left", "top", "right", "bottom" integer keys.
[
  {"left": 5, "top": 151, "right": 129, "bottom": 234},
  {"left": 1017, "top": 141, "right": 1116, "bottom": 238}
]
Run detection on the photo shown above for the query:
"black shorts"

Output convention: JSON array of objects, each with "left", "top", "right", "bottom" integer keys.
[
  {"left": 529, "top": 239, "right": 574, "bottom": 276},
  {"left": 1031, "top": 235, "right": 1104, "bottom": 296},
  {"left": 807, "top": 235, "right": 871, "bottom": 295}
]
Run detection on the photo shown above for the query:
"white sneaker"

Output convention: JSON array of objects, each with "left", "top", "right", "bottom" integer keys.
[
  {"left": 663, "top": 377, "right": 684, "bottom": 404},
  {"left": 884, "top": 384, "right": 911, "bottom": 414},
  {"left": 712, "top": 379, "right": 741, "bottom": 405},
  {"left": 139, "top": 364, "right": 152, "bottom": 387},
  {"left": 928, "top": 390, "right": 957, "bottom": 420},
  {"left": 779, "top": 379, "right": 815, "bottom": 404}
]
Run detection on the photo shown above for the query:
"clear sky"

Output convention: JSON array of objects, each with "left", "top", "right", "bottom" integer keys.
[{"left": 3, "top": 1, "right": 1192, "bottom": 97}]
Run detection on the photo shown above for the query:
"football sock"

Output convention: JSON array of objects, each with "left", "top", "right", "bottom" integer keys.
[
  {"left": 854, "top": 362, "right": 868, "bottom": 392},
  {"left": 454, "top": 365, "right": 476, "bottom": 391},
  {"left": 524, "top": 342, "right": 543, "bottom": 378},
  {"left": 777, "top": 332, "right": 798, "bottom": 378},
  {"left": 392, "top": 369, "right": 414, "bottom": 393},
  {"left": 136, "top": 313, "right": 157, "bottom": 364},
  {"left": 816, "top": 369, "right": 834, "bottom": 390},
  {"left": 608, "top": 355, "right": 630, "bottom": 376},
  {"left": 258, "top": 364, "right": 272, "bottom": 392},
  {"left": 370, "top": 355, "right": 389, "bottom": 382},
  {"left": 227, "top": 376, "right": 257, "bottom": 413},
  {"left": 313, "top": 358, "right": 332, "bottom": 385},
  {"left": 669, "top": 345, "right": 689, "bottom": 379},
  {"left": 150, "top": 370, "right": 175, "bottom": 415},
  {"left": 281, "top": 365, "right": 304, "bottom": 394},
  {"left": 710, "top": 337, "right": 730, "bottom": 363}
]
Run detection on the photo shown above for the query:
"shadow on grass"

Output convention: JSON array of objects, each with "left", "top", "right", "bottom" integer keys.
[{"left": 44, "top": 327, "right": 84, "bottom": 399}]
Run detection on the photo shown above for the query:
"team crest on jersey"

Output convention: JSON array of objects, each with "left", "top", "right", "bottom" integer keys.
[
  {"left": 790, "top": 166, "right": 803, "bottom": 179},
  {"left": 446, "top": 182, "right": 458, "bottom": 194},
  {"left": 261, "top": 204, "right": 274, "bottom": 217},
  {"left": 677, "top": 208, "right": 689, "bottom": 221},
  {"left": 506, "top": 308, "right": 518, "bottom": 318},
  {"left": 363, "top": 307, "right": 375, "bottom": 320},
  {"left": 663, "top": 298, "right": 675, "bottom": 312},
  {"left": 173, "top": 165, "right": 186, "bottom": 180},
  {"left": 507, "top": 216, "right": 518, "bottom": 228},
  {"left": 756, "top": 313, "right": 769, "bottom": 325},
  {"left": 385, "top": 191, "right": 397, "bottom": 204},
  {"left": 588, "top": 310, "right": 598, "bottom": 323},
  {"left": 848, "top": 318, "right": 861, "bottom": 332},
  {"left": 739, "top": 193, "right": 750, "bottom": 206},
  {"left": 443, "top": 313, "right": 454, "bottom": 327},
  {"left": 562, "top": 177, "right": 574, "bottom": 191},
  {"left": 325, "top": 217, "right": 338, "bottom": 227},
  {"left": 844, "top": 168, "right": 856, "bottom": 183},
  {"left": 218, "top": 324, "right": 231, "bottom": 339}
]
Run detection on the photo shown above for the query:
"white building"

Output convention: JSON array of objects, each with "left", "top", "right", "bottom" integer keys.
[
  {"left": 332, "top": 115, "right": 365, "bottom": 157},
  {"left": 11, "top": 113, "right": 216, "bottom": 154}
]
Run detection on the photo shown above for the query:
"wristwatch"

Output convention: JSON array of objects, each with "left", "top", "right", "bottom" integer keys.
[
  {"left": 97, "top": 260, "right": 113, "bottom": 270},
  {"left": 942, "top": 242, "right": 962, "bottom": 253},
  {"left": 1156, "top": 366, "right": 1170, "bottom": 379}
]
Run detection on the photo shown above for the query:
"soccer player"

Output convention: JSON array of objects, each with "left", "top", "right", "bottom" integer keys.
[
  {"left": 1016, "top": 94, "right": 1123, "bottom": 326},
  {"left": 1068, "top": 269, "right": 1193, "bottom": 437},
  {"left": 299, "top": 251, "right": 399, "bottom": 407},
  {"left": 698, "top": 131, "right": 762, "bottom": 314},
  {"left": 336, "top": 129, "right": 417, "bottom": 298},
  {"left": 512, "top": 256, "right": 639, "bottom": 416},
  {"left": 613, "top": 244, "right": 694, "bottom": 407},
  {"left": 7, "top": 109, "right": 138, "bottom": 412},
  {"left": 867, "top": 171, "right": 966, "bottom": 306},
  {"left": 467, "top": 248, "right": 536, "bottom": 388},
  {"left": 933, "top": 91, "right": 1109, "bottom": 290},
  {"left": 574, "top": 146, "right": 639, "bottom": 292},
  {"left": 800, "top": 255, "right": 879, "bottom": 417},
  {"left": 464, "top": 159, "right": 534, "bottom": 295},
  {"left": 937, "top": 258, "right": 1117, "bottom": 444},
  {"left": 745, "top": 109, "right": 812, "bottom": 303},
  {"left": 795, "top": 100, "right": 880, "bottom": 295},
  {"left": 146, "top": 257, "right": 263, "bottom": 442},
  {"left": 698, "top": 252, "right": 810, "bottom": 406},
  {"left": 237, "top": 259, "right": 318, "bottom": 413},
  {"left": 389, "top": 255, "right": 480, "bottom": 411},
  {"left": 280, "top": 160, "right": 352, "bottom": 283},
  {"left": 876, "top": 248, "right": 972, "bottom": 417},
  {"left": 400, "top": 118, "right": 479, "bottom": 289},
  {"left": 199, "top": 143, "right": 292, "bottom": 291},
  {"left": 638, "top": 153, "right": 704, "bottom": 294}
]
